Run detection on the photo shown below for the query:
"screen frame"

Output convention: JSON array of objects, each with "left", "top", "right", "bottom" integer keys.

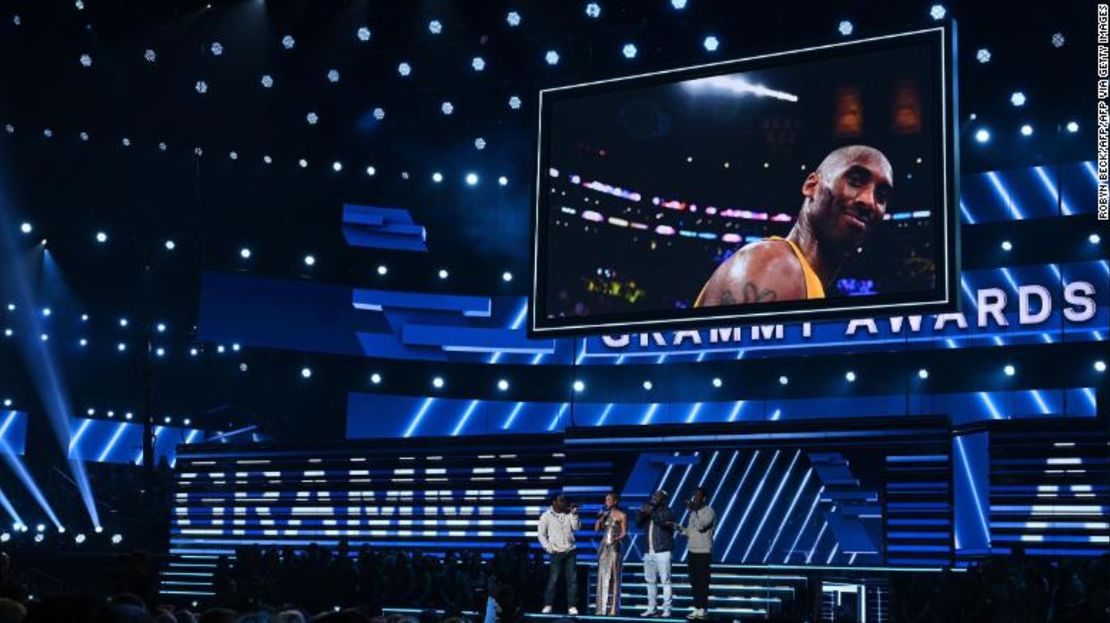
[{"left": 530, "top": 24, "right": 960, "bottom": 337}]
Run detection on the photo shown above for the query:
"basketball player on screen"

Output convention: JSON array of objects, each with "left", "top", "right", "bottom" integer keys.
[{"left": 694, "top": 145, "right": 893, "bottom": 306}]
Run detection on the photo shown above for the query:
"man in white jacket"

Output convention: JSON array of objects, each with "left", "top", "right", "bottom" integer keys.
[{"left": 537, "top": 493, "right": 581, "bottom": 616}]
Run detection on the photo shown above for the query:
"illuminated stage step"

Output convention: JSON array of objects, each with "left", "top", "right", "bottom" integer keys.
[
  {"left": 621, "top": 582, "right": 794, "bottom": 594},
  {"left": 383, "top": 608, "right": 769, "bottom": 621},
  {"left": 619, "top": 590, "right": 783, "bottom": 604}
]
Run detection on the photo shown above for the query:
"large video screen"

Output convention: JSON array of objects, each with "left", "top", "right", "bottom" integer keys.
[{"left": 531, "top": 27, "right": 958, "bottom": 336}]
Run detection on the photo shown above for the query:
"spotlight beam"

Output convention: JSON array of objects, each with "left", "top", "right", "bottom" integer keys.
[
  {"left": 0, "top": 203, "right": 100, "bottom": 527},
  {"left": 0, "top": 412, "right": 62, "bottom": 529}
]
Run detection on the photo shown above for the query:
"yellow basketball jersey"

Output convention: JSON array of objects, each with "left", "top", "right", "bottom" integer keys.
[{"left": 768, "top": 236, "right": 825, "bottom": 299}]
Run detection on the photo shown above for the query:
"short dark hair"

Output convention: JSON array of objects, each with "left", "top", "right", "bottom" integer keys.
[
  {"left": 551, "top": 493, "right": 565, "bottom": 504},
  {"left": 605, "top": 491, "right": 620, "bottom": 501}
]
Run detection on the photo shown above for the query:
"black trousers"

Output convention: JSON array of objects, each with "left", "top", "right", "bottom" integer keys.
[
  {"left": 688, "top": 552, "right": 712, "bottom": 610},
  {"left": 543, "top": 550, "right": 579, "bottom": 609}
]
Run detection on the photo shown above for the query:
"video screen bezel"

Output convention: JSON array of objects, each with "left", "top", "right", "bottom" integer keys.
[{"left": 530, "top": 24, "right": 960, "bottom": 337}]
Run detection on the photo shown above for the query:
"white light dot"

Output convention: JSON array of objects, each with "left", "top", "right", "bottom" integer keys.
[
  {"left": 1066, "top": 121, "right": 1079, "bottom": 133},
  {"left": 79, "top": 131, "right": 89, "bottom": 141},
  {"left": 838, "top": 20, "right": 853, "bottom": 36},
  {"left": 1095, "top": 360, "right": 1107, "bottom": 372},
  {"left": 232, "top": 343, "right": 240, "bottom": 352},
  {"left": 1010, "top": 92, "right": 1026, "bottom": 107},
  {"left": 370, "top": 373, "right": 382, "bottom": 384},
  {"left": 40, "top": 333, "right": 48, "bottom": 342},
  {"left": 332, "top": 161, "right": 343, "bottom": 172},
  {"left": 585, "top": 3, "right": 601, "bottom": 18},
  {"left": 301, "top": 367, "right": 312, "bottom": 379},
  {"left": 472, "top": 57, "right": 486, "bottom": 71},
  {"left": 845, "top": 371, "right": 856, "bottom": 382},
  {"left": 1089, "top": 233, "right": 1101, "bottom": 245},
  {"left": 1004, "top": 364, "right": 1015, "bottom": 376},
  {"left": 263, "top": 155, "right": 272, "bottom": 164},
  {"left": 229, "top": 151, "right": 238, "bottom": 160},
  {"left": 366, "top": 166, "right": 377, "bottom": 176},
  {"left": 929, "top": 4, "right": 946, "bottom": 20},
  {"left": 441, "top": 101, "right": 454, "bottom": 115},
  {"left": 573, "top": 380, "right": 585, "bottom": 393},
  {"left": 20, "top": 223, "right": 31, "bottom": 234},
  {"left": 1001, "top": 240, "right": 1012, "bottom": 251},
  {"left": 377, "top": 265, "right": 388, "bottom": 276},
  {"left": 498, "top": 176, "right": 508, "bottom": 186},
  {"left": 1051, "top": 33, "right": 1065, "bottom": 48},
  {"left": 502, "top": 271, "right": 512, "bottom": 282},
  {"left": 122, "top": 138, "right": 131, "bottom": 146},
  {"left": 622, "top": 43, "right": 637, "bottom": 59},
  {"left": 670, "top": 0, "right": 687, "bottom": 8},
  {"left": 703, "top": 36, "right": 720, "bottom": 52},
  {"left": 433, "top": 376, "right": 444, "bottom": 388},
  {"left": 497, "top": 379, "right": 509, "bottom": 391},
  {"left": 918, "top": 368, "right": 929, "bottom": 379},
  {"left": 95, "top": 231, "right": 107, "bottom": 243},
  {"left": 298, "top": 158, "right": 308, "bottom": 168},
  {"left": 357, "top": 26, "right": 371, "bottom": 42},
  {"left": 545, "top": 50, "right": 560, "bottom": 65},
  {"left": 306, "top": 112, "right": 319, "bottom": 125},
  {"left": 712, "top": 377, "right": 722, "bottom": 388},
  {"left": 156, "top": 323, "right": 166, "bottom": 333},
  {"left": 119, "top": 318, "right": 128, "bottom": 327},
  {"left": 144, "top": 49, "right": 157, "bottom": 63},
  {"left": 164, "top": 239, "right": 176, "bottom": 251},
  {"left": 474, "top": 137, "right": 486, "bottom": 150},
  {"left": 281, "top": 35, "right": 295, "bottom": 49},
  {"left": 42, "top": 307, "right": 51, "bottom": 317},
  {"left": 304, "top": 254, "right": 316, "bottom": 266},
  {"left": 158, "top": 142, "right": 167, "bottom": 151},
  {"left": 261, "top": 75, "right": 273, "bottom": 88},
  {"left": 79, "top": 338, "right": 87, "bottom": 347},
  {"left": 976, "top": 48, "right": 991, "bottom": 63},
  {"left": 506, "top": 11, "right": 521, "bottom": 27},
  {"left": 397, "top": 62, "right": 411, "bottom": 77},
  {"left": 508, "top": 96, "right": 522, "bottom": 110},
  {"left": 327, "top": 69, "right": 340, "bottom": 83},
  {"left": 155, "top": 347, "right": 165, "bottom": 357},
  {"left": 438, "top": 269, "right": 449, "bottom": 279},
  {"left": 1021, "top": 124, "right": 1033, "bottom": 136},
  {"left": 117, "top": 343, "right": 127, "bottom": 352},
  {"left": 465, "top": 172, "right": 479, "bottom": 186},
  {"left": 79, "top": 54, "right": 92, "bottom": 67},
  {"left": 642, "top": 380, "right": 653, "bottom": 391},
  {"left": 778, "top": 375, "right": 789, "bottom": 385},
  {"left": 240, "top": 247, "right": 252, "bottom": 259},
  {"left": 428, "top": 19, "right": 442, "bottom": 34},
  {"left": 195, "top": 81, "right": 208, "bottom": 94},
  {"left": 217, "top": 345, "right": 225, "bottom": 353},
  {"left": 975, "top": 128, "right": 990, "bottom": 143},
  {"left": 373, "top": 107, "right": 385, "bottom": 120}
]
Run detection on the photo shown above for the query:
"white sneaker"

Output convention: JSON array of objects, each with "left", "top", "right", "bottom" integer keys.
[
  {"left": 568, "top": 608, "right": 579, "bottom": 617},
  {"left": 661, "top": 610, "right": 671, "bottom": 618},
  {"left": 542, "top": 606, "right": 553, "bottom": 614},
  {"left": 686, "top": 610, "right": 698, "bottom": 620},
  {"left": 640, "top": 609, "right": 658, "bottom": 617},
  {"left": 693, "top": 609, "right": 707, "bottom": 619}
]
